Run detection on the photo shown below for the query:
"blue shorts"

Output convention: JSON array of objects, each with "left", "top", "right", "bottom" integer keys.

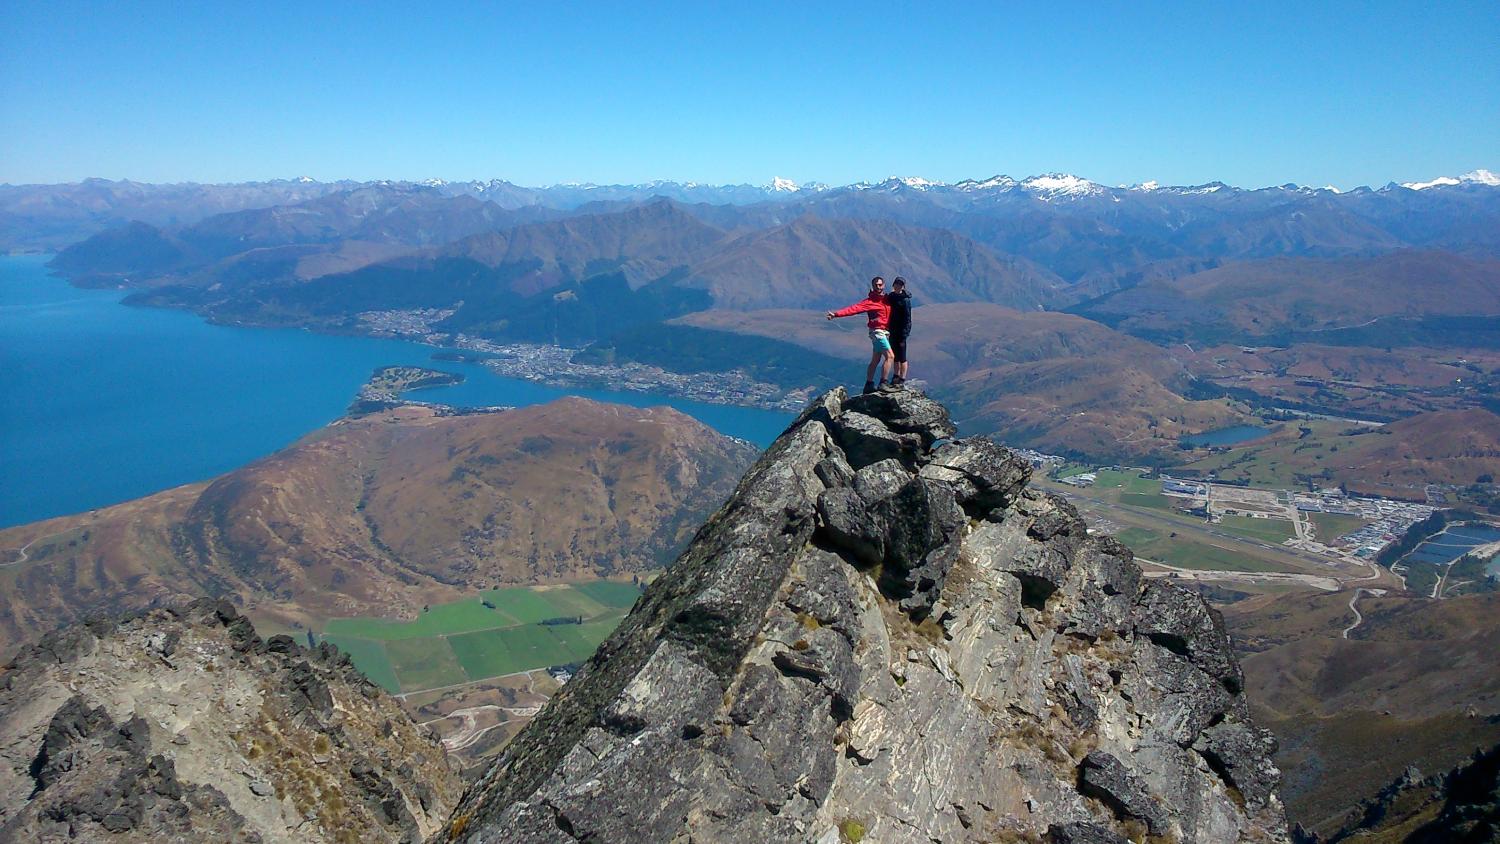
[{"left": 869, "top": 329, "right": 891, "bottom": 353}]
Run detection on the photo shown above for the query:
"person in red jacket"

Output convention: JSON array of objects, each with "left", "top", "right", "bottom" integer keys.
[{"left": 826, "top": 276, "right": 893, "bottom": 394}]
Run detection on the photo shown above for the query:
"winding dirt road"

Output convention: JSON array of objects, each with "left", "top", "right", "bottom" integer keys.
[{"left": 1340, "top": 588, "right": 1383, "bottom": 639}]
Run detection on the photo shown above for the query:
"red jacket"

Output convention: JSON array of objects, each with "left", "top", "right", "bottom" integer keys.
[{"left": 832, "top": 293, "right": 890, "bottom": 330}]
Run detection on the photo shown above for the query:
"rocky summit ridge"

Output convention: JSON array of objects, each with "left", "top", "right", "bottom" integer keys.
[{"left": 445, "top": 389, "right": 1290, "bottom": 843}]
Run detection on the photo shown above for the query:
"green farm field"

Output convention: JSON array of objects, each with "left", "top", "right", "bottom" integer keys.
[
  {"left": 1218, "top": 514, "right": 1297, "bottom": 544},
  {"left": 318, "top": 580, "right": 642, "bottom": 694},
  {"left": 1308, "top": 511, "right": 1369, "bottom": 543},
  {"left": 1168, "top": 420, "right": 1365, "bottom": 489},
  {"left": 1118, "top": 491, "right": 1178, "bottom": 511},
  {"left": 320, "top": 635, "right": 401, "bottom": 693},
  {"left": 1093, "top": 470, "right": 1159, "bottom": 493},
  {"left": 1116, "top": 526, "right": 1284, "bottom": 572}
]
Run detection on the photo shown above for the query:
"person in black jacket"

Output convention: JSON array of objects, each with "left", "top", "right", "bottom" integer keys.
[{"left": 886, "top": 277, "right": 913, "bottom": 388}]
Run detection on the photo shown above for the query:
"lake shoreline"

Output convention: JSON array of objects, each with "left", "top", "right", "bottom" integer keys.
[
  {"left": 1, "top": 256, "right": 794, "bottom": 528},
  {"left": 101, "top": 284, "right": 814, "bottom": 413}
]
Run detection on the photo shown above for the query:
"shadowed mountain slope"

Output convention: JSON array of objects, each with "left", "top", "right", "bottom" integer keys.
[
  {"left": 1074, "top": 251, "right": 1500, "bottom": 344},
  {"left": 49, "top": 184, "right": 541, "bottom": 286},
  {"left": 1224, "top": 591, "right": 1500, "bottom": 838},
  {"left": 1, "top": 177, "right": 358, "bottom": 252},
  {"left": 674, "top": 214, "right": 1065, "bottom": 310}
]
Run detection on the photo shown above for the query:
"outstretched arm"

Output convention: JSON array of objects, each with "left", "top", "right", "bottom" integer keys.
[{"left": 829, "top": 300, "right": 879, "bottom": 319}]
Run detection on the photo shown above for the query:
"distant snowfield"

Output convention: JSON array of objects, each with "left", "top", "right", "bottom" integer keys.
[{"left": 1402, "top": 169, "right": 1500, "bottom": 190}]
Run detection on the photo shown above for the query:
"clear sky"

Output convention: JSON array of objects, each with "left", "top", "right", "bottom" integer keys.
[{"left": 3, "top": 1, "right": 1495, "bottom": 189}]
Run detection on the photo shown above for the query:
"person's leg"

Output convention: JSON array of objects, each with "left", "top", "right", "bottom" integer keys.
[
  {"left": 882, "top": 349, "right": 895, "bottom": 384},
  {"left": 863, "top": 331, "right": 884, "bottom": 391},
  {"left": 872, "top": 332, "right": 893, "bottom": 386}
]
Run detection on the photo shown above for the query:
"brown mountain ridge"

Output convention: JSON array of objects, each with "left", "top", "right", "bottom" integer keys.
[
  {"left": 675, "top": 303, "right": 1252, "bottom": 460},
  {"left": 0, "top": 399, "right": 754, "bottom": 657}
]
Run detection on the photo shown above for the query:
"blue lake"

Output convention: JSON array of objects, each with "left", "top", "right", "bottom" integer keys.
[
  {"left": 1182, "top": 425, "right": 1273, "bottom": 448},
  {"left": 1402, "top": 523, "right": 1500, "bottom": 566},
  {"left": 0, "top": 255, "right": 794, "bottom": 528}
]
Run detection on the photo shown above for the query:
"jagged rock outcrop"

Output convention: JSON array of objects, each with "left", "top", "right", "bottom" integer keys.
[
  {"left": 1305, "top": 744, "right": 1500, "bottom": 843},
  {"left": 0, "top": 600, "right": 463, "bottom": 843},
  {"left": 443, "top": 389, "right": 1289, "bottom": 843}
]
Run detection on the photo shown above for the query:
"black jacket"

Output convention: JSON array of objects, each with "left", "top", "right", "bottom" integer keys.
[{"left": 886, "top": 290, "right": 913, "bottom": 336}]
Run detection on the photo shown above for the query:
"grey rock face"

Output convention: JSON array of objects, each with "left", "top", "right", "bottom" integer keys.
[
  {"left": 1194, "top": 721, "right": 1283, "bottom": 809},
  {"left": 0, "top": 599, "right": 462, "bottom": 843},
  {"left": 1080, "top": 750, "right": 1172, "bottom": 834},
  {"left": 445, "top": 389, "right": 1289, "bottom": 844},
  {"left": 1049, "top": 820, "right": 1131, "bottom": 844},
  {"left": 844, "top": 390, "right": 957, "bottom": 446},
  {"left": 919, "top": 436, "right": 1031, "bottom": 517}
]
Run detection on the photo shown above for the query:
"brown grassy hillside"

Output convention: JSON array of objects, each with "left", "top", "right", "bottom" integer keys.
[
  {"left": 1082, "top": 251, "right": 1500, "bottom": 339},
  {"left": 675, "top": 216, "right": 1063, "bottom": 310},
  {"left": 1224, "top": 591, "right": 1500, "bottom": 837},
  {"left": 0, "top": 399, "right": 754, "bottom": 656},
  {"left": 1333, "top": 408, "right": 1500, "bottom": 493},
  {"left": 675, "top": 303, "right": 1251, "bottom": 459},
  {"left": 1183, "top": 342, "right": 1500, "bottom": 420},
  {"left": 1173, "top": 408, "right": 1500, "bottom": 496}
]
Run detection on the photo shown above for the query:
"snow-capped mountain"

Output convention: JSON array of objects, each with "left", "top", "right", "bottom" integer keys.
[
  {"left": 1020, "top": 173, "right": 1105, "bottom": 198},
  {"left": 270, "top": 170, "right": 1497, "bottom": 210},
  {"left": 954, "top": 175, "right": 1020, "bottom": 191},
  {"left": 1401, "top": 169, "right": 1500, "bottom": 190}
]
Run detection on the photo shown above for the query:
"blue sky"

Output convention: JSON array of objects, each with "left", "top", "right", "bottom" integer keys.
[{"left": 2, "top": 1, "right": 1495, "bottom": 189}]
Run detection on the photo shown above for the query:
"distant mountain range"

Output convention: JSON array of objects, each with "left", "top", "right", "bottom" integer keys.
[
  {"left": 22, "top": 168, "right": 1500, "bottom": 461},
  {"left": 8, "top": 169, "right": 1499, "bottom": 254}
]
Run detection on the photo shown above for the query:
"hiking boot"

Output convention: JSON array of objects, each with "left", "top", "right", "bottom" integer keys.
[
  {"left": 862, "top": 381, "right": 877, "bottom": 395},
  {"left": 889, "top": 377, "right": 905, "bottom": 389}
]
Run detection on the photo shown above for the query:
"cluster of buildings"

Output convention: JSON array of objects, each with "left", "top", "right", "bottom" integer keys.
[
  {"left": 1290, "top": 491, "right": 1438, "bottom": 555},
  {"left": 1049, "top": 456, "right": 1443, "bottom": 562},
  {"left": 1162, "top": 479, "right": 1209, "bottom": 497},
  {"left": 453, "top": 336, "right": 813, "bottom": 412},
  {"left": 1009, "top": 448, "right": 1068, "bottom": 474},
  {"left": 357, "top": 307, "right": 457, "bottom": 335},
  {"left": 348, "top": 309, "right": 815, "bottom": 412}
]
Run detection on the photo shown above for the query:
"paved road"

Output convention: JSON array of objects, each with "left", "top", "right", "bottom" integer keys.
[
  {"left": 395, "top": 668, "right": 541, "bottom": 702},
  {"left": 1142, "top": 561, "right": 1339, "bottom": 592}
]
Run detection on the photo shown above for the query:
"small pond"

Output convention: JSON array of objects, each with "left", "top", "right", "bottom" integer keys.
[{"left": 1182, "top": 425, "right": 1272, "bottom": 448}]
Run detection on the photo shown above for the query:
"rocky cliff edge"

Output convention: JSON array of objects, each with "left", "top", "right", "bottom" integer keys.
[
  {"left": 0, "top": 599, "right": 463, "bottom": 843},
  {"left": 445, "top": 388, "right": 1290, "bottom": 843}
]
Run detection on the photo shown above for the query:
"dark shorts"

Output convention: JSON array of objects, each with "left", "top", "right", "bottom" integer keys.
[{"left": 891, "top": 333, "right": 909, "bottom": 363}]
